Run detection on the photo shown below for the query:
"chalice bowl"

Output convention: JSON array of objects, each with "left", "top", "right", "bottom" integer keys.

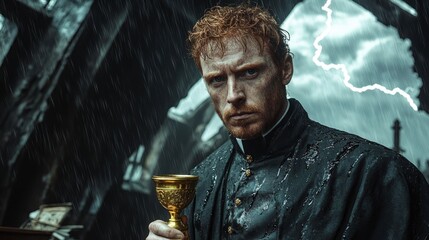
[{"left": 152, "top": 174, "right": 199, "bottom": 239}]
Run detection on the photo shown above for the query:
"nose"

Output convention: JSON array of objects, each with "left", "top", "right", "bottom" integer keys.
[{"left": 226, "top": 77, "right": 245, "bottom": 106}]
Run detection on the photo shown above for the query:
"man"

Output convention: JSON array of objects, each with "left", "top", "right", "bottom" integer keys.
[{"left": 147, "top": 4, "right": 429, "bottom": 240}]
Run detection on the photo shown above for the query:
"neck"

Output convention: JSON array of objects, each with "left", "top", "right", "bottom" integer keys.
[{"left": 263, "top": 99, "right": 289, "bottom": 137}]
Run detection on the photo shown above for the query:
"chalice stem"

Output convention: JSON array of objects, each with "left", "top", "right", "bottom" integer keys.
[{"left": 168, "top": 210, "right": 189, "bottom": 239}]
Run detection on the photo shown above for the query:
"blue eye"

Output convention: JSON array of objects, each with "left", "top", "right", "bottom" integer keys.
[
  {"left": 212, "top": 76, "right": 225, "bottom": 82},
  {"left": 209, "top": 76, "right": 226, "bottom": 87},
  {"left": 247, "top": 69, "right": 257, "bottom": 74},
  {"left": 243, "top": 69, "right": 258, "bottom": 78}
]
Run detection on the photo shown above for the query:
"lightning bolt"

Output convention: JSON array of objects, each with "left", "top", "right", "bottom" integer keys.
[{"left": 312, "top": 0, "right": 419, "bottom": 111}]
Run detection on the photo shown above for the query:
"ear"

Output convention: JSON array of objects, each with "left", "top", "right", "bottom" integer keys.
[{"left": 281, "top": 55, "right": 293, "bottom": 85}]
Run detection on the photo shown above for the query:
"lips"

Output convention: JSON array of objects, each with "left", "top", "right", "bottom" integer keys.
[
  {"left": 224, "top": 106, "right": 258, "bottom": 124},
  {"left": 230, "top": 112, "right": 253, "bottom": 120},
  {"left": 226, "top": 112, "right": 257, "bottom": 125}
]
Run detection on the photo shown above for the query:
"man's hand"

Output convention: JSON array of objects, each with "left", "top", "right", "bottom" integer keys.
[{"left": 146, "top": 220, "right": 185, "bottom": 240}]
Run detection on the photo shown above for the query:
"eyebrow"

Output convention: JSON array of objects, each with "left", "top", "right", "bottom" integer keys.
[
  {"left": 203, "top": 71, "right": 222, "bottom": 80},
  {"left": 203, "top": 60, "right": 266, "bottom": 80},
  {"left": 235, "top": 61, "right": 266, "bottom": 72}
]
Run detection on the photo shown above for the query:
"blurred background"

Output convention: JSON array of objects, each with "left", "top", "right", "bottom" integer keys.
[{"left": 0, "top": 0, "right": 428, "bottom": 239}]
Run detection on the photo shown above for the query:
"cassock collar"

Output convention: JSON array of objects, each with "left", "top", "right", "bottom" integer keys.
[{"left": 229, "top": 98, "right": 309, "bottom": 160}]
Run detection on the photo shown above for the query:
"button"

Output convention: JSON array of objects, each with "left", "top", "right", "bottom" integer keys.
[
  {"left": 245, "top": 169, "right": 252, "bottom": 177},
  {"left": 235, "top": 198, "right": 242, "bottom": 206},
  {"left": 246, "top": 155, "right": 253, "bottom": 163},
  {"left": 227, "top": 225, "right": 233, "bottom": 234}
]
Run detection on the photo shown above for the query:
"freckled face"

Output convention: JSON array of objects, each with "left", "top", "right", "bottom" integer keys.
[{"left": 200, "top": 38, "right": 290, "bottom": 139}]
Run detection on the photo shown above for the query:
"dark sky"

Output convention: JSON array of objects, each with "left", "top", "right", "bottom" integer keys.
[{"left": 284, "top": 0, "right": 428, "bottom": 166}]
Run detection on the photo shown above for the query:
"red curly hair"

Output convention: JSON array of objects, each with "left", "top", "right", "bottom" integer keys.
[{"left": 188, "top": 4, "right": 291, "bottom": 71}]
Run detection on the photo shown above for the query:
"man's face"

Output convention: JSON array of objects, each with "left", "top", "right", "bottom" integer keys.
[{"left": 200, "top": 37, "right": 292, "bottom": 139}]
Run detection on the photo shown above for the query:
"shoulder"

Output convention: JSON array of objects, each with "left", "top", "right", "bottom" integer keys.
[
  {"left": 306, "top": 121, "right": 420, "bottom": 179},
  {"left": 306, "top": 121, "right": 429, "bottom": 205}
]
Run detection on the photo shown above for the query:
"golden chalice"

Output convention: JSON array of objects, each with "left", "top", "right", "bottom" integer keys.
[{"left": 152, "top": 174, "right": 199, "bottom": 239}]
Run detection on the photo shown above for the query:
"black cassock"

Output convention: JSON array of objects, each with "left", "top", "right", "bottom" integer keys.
[{"left": 185, "top": 99, "right": 429, "bottom": 240}]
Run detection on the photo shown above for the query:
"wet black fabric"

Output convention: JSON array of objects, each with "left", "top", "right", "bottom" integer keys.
[{"left": 185, "top": 99, "right": 429, "bottom": 240}]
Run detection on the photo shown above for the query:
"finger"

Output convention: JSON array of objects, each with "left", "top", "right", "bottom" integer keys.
[
  {"left": 146, "top": 231, "right": 183, "bottom": 240},
  {"left": 148, "top": 220, "right": 184, "bottom": 239}
]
